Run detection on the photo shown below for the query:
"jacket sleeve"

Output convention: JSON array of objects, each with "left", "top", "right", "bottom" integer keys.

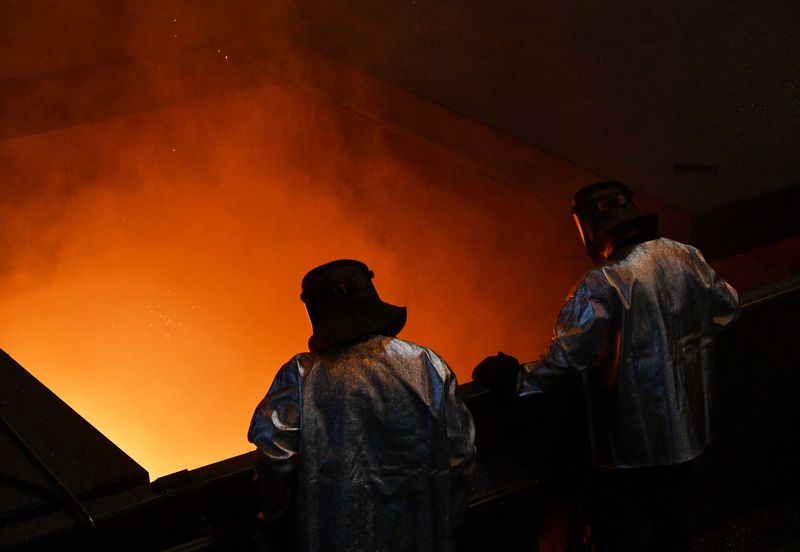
[
  {"left": 519, "top": 272, "right": 616, "bottom": 396},
  {"left": 707, "top": 262, "right": 740, "bottom": 332},
  {"left": 247, "top": 357, "right": 304, "bottom": 522},
  {"left": 686, "top": 245, "right": 740, "bottom": 331},
  {"left": 248, "top": 358, "right": 303, "bottom": 462},
  {"left": 429, "top": 352, "right": 476, "bottom": 526}
]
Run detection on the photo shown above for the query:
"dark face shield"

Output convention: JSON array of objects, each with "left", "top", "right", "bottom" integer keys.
[
  {"left": 571, "top": 181, "right": 656, "bottom": 260},
  {"left": 572, "top": 211, "right": 591, "bottom": 253}
]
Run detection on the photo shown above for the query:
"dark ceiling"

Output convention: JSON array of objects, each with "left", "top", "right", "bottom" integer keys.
[{"left": 1, "top": 1, "right": 798, "bottom": 217}]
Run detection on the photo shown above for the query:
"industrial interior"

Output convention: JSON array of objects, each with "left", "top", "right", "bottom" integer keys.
[{"left": 1, "top": 1, "right": 798, "bottom": 550}]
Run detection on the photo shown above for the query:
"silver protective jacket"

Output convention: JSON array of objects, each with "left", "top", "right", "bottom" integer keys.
[
  {"left": 520, "top": 238, "right": 739, "bottom": 468},
  {"left": 248, "top": 335, "right": 476, "bottom": 552}
]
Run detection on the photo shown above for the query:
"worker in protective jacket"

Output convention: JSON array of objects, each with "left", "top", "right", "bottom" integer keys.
[
  {"left": 249, "top": 259, "right": 476, "bottom": 552},
  {"left": 474, "top": 181, "right": 739, "bottom": 551}
]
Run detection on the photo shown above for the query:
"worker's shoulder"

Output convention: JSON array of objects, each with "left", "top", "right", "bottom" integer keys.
[
  {"left": 386, "top": 336, "right": 451, "bottom": 369},
  {"left": 387, "top": 336, "right": 440, "bottom": 359},
  {"left": 648, "top": 238, "right": 713, "bottom": 272},
  {"left": 610, "top": 237, "right": 704, "bottom": 268},
  {"left": 275, "top": 352, "right": 314, "bottom": 379},
  {"left": 588, "top": 237, "right": 694, "bottom": 280},
  {"left": 287, "top": 351, "right": 314, "bottom": 365},
  {"left": 654, "top": 237, "right": 702, "bottom": 256},
  {"left": 387, "top": 338, "right": 455, "bottom": 385}
]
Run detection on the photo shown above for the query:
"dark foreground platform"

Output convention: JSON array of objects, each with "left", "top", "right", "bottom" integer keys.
[{"left": 1, "top": 273, "right": 798, "bottom": 551}]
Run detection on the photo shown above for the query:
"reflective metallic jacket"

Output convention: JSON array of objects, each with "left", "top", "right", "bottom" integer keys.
[
  {"left": 520, "top": 238, "right": 739, "bottom": 468},
  {"left": 249, "top": 335, "right": 476, "bottom": 552}
]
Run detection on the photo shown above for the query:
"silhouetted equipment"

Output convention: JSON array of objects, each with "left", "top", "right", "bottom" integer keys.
[
  {"left": 0, "top": 351, "right": 148, "bottom": 531},
  {"left": 0, "top": 352, "right": 539, "bottom": 551},
  {"left": 691, "top": 274, "right": 800, "bottom": 531},
  {"left": 0, "top": 273, "right": 798, "bottom": 550}
]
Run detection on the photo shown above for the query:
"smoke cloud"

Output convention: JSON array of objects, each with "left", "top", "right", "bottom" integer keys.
[{"left": 0, "top": 2, "right": 595, "bottom": 478}]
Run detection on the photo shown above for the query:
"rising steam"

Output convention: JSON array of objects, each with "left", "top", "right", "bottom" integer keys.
[{"left": 0, "top": 2, "right": 594, "bottom": 478}]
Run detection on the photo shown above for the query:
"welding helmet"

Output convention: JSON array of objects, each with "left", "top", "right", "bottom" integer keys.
[
  {"left": 572, "top": 181, "right": 658, "bottom": 260},
  {"left": 300, "top": 260, "right": 407, "bottom": 352}
]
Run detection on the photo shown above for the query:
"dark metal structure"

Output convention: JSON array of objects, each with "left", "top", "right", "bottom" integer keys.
[
  {"left": 0, "top": 350, "right": 148, "bottom": 535},
  {"left": 0, "top": 349, "right": 539, "bottom": 551},
  {"left": 0, "top": 274, "right": 798, "bottom": 550}
]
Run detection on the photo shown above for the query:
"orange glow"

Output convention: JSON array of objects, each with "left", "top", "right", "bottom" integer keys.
[{"left": 0, "top": 76, "right": 590, "bottom": 479}]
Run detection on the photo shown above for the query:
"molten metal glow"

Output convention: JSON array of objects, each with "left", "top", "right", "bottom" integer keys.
[{"left": 0, "top": 82, "right": 586, "bottom": 479}]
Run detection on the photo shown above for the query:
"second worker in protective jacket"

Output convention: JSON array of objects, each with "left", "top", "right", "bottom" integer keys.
[{"left": 474, "top": 181, "right": 739, "bottom": 551}]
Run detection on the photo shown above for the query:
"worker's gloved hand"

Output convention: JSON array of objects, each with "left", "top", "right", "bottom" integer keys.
[{"left": 472, "top": 352, "right": 521, "bottom": 399}]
